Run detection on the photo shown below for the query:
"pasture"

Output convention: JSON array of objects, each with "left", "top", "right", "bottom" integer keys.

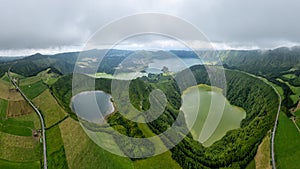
[
  {"left": 275, "top": 112, "right": 300, "bottom": 169},
  {"left": 59, "top": 118, "right": 133, "bottom": 169},
  {"left": 20, "top": 80, "right": 48, "bottom": 100},
  {"left": 33, "top": 89, "right": 68, "bottom": 128}
]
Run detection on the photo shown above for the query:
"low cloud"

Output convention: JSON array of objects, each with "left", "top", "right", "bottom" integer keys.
[{"left": 0, "top": 0, "right": 299, "bottom": 55}]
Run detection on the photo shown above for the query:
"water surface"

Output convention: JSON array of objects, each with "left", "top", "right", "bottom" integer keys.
[{"left": 71, "top": 91, "right": 114, "bottom": 124}]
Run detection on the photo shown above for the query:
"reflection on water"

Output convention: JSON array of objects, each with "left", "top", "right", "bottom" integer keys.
[
  {"left": 71, "top": 91, "right": 114, "bottom": 124},
  {"left": 181, "top": 85, "right": 246, "bottom": 147}
]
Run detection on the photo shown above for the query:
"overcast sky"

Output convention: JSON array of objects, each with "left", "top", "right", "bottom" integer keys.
[{"left": 1, "top": 0, "right": 300, "bottom": 55}]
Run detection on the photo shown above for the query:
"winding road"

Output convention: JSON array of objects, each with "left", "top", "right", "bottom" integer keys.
[
  {"left": 7, "top": 67, "right": 48, "bottom": 169},
  {"left": 270, "top": 84, "right": 281, "bottom": 169},
  {"left": 230, "top": 69, "right": 281, "bottom": 169}
]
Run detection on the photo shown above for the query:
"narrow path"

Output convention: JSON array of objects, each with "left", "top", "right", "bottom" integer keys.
[
  {"left": 8, "top": 67, "right": 48, "bottom": 169},
  {"left": 269, "top": 84, "right": 281, "bottom": 169}
]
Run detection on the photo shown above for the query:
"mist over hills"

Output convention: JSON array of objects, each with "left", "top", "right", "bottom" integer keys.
[
  {"left": 1, "top": 46, "right": 300, "bottom": 79},
  {"left": 1, "top": 46, "right": 300, "bottom": 169}
]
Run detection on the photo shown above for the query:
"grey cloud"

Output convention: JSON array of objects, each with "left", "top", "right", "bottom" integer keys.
[
  {"left": 178, "top": 0, "right": 300, "bottom": 48},
  {"left": 0, "top": 0, "right": 299, "bottom": 52}
]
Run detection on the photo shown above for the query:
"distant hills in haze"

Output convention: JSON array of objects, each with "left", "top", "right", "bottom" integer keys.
[{"left": 1, "top": 46, "right": 300, "bottom": 79}]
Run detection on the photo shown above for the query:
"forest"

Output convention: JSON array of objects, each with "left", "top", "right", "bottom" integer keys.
[{"left": 51, "top": 65, "right": 278, "bottom": 168}]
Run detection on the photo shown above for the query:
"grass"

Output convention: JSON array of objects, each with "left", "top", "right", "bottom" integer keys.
[
  {"left": 138, "top": 123, "right": 170, "bottom": 152},
  {"left": 276, "top": 78, "right": 300, "bottom": 104},
  {"left": 0, "top": 75, "right": 42, "bottom": 168},
  {"left": 181, "top": 84, "right": 246, "bottom": 146},
  {"left": 9, "top": 72, "right": 24, "bottom": 79},
  {"left": 294, "top": 109, "right": 300, "bottom": 127},
  {"left": 46, "top": 125, "right": 68, "bottom": 169},
  {"left": 254, "top": 135, "right": 271, "bottom": 169},
  {"left": 90, "top": 72, "right": 148, "bottom": 80},
  {"left": 20, "top": 68, "right": 60, "bottom": 86},
  {"left": 0, "top": 131, "right": 41, "bottom": 162},
  {"left": 245, "top": 160, "right": 256, "bottom": 169},
  {"left": 0, "top": 99, "right": 38, "bottom": 136},
  {"left": 6, "top": 100, "right": 34, "bottom": 117},
  {"left": 33, "top": 89, "right": 68, "bottom": 128},
  {"left": 20, "top": 80, "right": 48, "bottom": 100},
  {"left": 0, "top": 99, "right": 8, "bottom": 120},
  {"left": 275, "top": 112, "right": 300, "bottom": 169},
  {"left": 0, "top": 81, "right": 42, "bottom": 164},
  {"left": 14, "top": 112, "right": 41, "bottom": 129},
  {"left": 37, "top": 68, "right": 60, "bottom": 85},
  {"left": 59, "top": 118, "right": 134, "bottom": 169},
  {"left": 133, "top": 123, "right": 181, "bottom": 169},
  {"left": 290, "top": 95, "right": 299, "bottom": 104},
  {"left": 20, "top": 76, "right": 41, "bottom": 86},
  {"left": 133, "top": 151, "right": 181, "bottom": 169},
  {"left": 0, "top": 158, "right": 40, "bottom": 169},
  {"left": 288, "top": 84, "right": 300, "bottom": 104},
  {"left": 44, "top": 77, "right": 58, "bottom": 86},
  {"left": 0, "top": 118, "right": 33, "bottom": 136},
  {"left": 0, "top": 73, "right": 11, "bottom": 82},
  {"left": 0, "top": 100, "right": 37, "bottom": 136},
  {"left": 0, "top": 80, "right": 23, "bottom": 101},
  {"left": 282, "top": 74, "right": 297, "bottom": 79}
]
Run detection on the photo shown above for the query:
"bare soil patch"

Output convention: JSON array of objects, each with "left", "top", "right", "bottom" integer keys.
[
  {"left": 6, "top": 100, "right": 34, "bottom": 118},
  {"left": 0, "top": 80, "right": 23, "bottom": 101}
]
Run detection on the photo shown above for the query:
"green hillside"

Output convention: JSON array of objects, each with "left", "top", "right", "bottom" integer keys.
[{"left": 51, "top": 65, "right": 278, "bottom": 168}]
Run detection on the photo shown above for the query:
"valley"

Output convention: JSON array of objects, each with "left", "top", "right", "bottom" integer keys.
[{"left": 0, "top": 48, "right": 299, "bottom": 168}]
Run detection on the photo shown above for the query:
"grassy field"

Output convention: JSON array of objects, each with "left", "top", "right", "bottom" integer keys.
[
  {"left": 245, "top": 160, "right": 256, "bottom": 169},
  {"left": 20, "top": 80, "right": 48, "bottom": 100},
  {"left": 0, "top": 99, "right": 38, "bottom": 137},
  {"left": 20, "top": 68, "right": 60, "bottom": 86},
  {"left": 0, "top": 131, "right": 41, "bottom": 162},
  {"left": 37, "top": 68, "right": 60, "bottom": 85},
  {"left": 0, "top": 158, "right": 40, "bottom": 169},
  {"left": 14, "top": 112, "right": 41, "bottom": 129},
  {"left": 133, "top": 151, "right": 181, "bottom": 169},
  {"left": 33, "top": 89, "right": 68, "bottom": 128},
  {"left": 138, "top": 123, "right": 173, "bottom": 153},
  {"left": 59, "top": 118, "right": 134, "bottom": 169},
  {"left": 1, "top": 73, "right": 11, "bottom": 82},
  {"left": 282, "top": 74, "right": 297, "bottom": 79},
  {"left": 46, "top": 125, "right": 68, "bottom": 169},
  {"left": 276, "top": 78, "right": 300, "bottom": 104},
  {"left": 0, "top": 79, "right": 23, "bottom": 101},
  {"left": 7, "top": 100, "right": 34, "bottom": 117},
  {"left": 9, "top": 72, "right": 24, "bottom": 79},
  {"left": 0, "top": 118, "right": 34, "bottom": 136},
  {"left": 133, "top": 123, "right": 181, "bottom": 169},
  {"left": 181, "top": 84, "right": 246, "bottom": 146},
  {"left": 90, "top": 72, "right": 148, "bottom": 80},
  {"left": 255, "top": 135, "right": 271, "bottom": 169},
  {"left": 0, "top": 99, "right": 8, "bottom": 120},
  {"left": 20, "top": 76, "right": 41, "bottom": 86},
  {"left": 275, "top": 112, "right": 300, "bottom": 169},
  {"left": 294, "top": 109, "right": 300, "bottom": 128},
  {"left": 289, "top": 84, "right": 300, "bottom": 104},
  {"left": 0, "top": 75, "right": 42, "bottom": 168}
]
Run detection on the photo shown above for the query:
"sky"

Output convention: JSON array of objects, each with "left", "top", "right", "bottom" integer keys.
[{"left": 0, "top": 0, "right": 300, "bottom": 56}]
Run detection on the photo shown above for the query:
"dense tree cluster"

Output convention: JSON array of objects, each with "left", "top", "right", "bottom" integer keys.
[
  {"left": 108, "top": 112, "right": 155, "bottom": 159},
  {"left": 222, "top": 47, "right": 300, "bottom": 78}
]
